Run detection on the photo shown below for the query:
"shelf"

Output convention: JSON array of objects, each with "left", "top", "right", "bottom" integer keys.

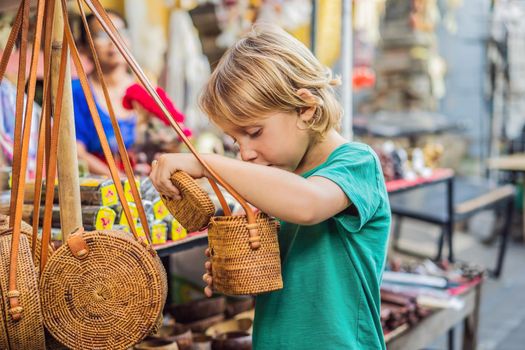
[{"left": 154, "top": 231, "right": 208, "bottom": 257}]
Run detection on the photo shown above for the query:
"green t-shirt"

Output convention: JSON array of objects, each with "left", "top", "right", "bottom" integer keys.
[{"left": 252, "top": 142, "right": 391, "bottom": 350}]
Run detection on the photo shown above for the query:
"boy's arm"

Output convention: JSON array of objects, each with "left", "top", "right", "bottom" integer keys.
[{"left": 150, "top": 153, "right": 351, "bottom": 225}]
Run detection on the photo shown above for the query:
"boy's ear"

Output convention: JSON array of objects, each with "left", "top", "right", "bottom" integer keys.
[
  {"left": 296, "top": 88, "right": 318, "bottom": 122},
  {"left": 298, "top": 105, "right": 316, "bottom": 122}
]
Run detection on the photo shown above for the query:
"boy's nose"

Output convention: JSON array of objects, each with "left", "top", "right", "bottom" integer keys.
[{"left": 239, "top": 146, "right": 257, "bottom": 162}]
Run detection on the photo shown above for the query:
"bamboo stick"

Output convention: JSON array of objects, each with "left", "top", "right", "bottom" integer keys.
[{"left": 50, "top": 0, "right": 82, "bottom": 240}]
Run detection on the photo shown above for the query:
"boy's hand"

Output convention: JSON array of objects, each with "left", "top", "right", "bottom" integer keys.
[
  {"left": 149, "top": 153, "right": 205, "bottom": 199},
  {"left": 203, "top": 248, "right": 214, "bottom": 297}
]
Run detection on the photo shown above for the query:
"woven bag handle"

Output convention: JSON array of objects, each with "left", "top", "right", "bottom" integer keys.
[
  {"left": 60, "top": 0, "right": 153, "bottom": 249},
  {"left": 1, "top": 0, "right": 46, "bottom": 321},
  {"left": 83, "top": 0, "right": 262, "bottom": 250}
]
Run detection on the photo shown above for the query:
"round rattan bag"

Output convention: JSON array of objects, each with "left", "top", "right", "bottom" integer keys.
[
  {"left": 161, "top": 171, "right": 215, "bottom": 233},
  {"left": 40, "top": 228, "right": 167, "bottom": 350},
  {"left": 0, "top": 228, "right": 46, "bottom": 350}
]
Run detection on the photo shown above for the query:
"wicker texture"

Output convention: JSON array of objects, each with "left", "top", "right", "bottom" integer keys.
[
  {"left": 162, "top": 172, "right": 215, "bottom": 233},
  {"left": 0, "top": 297, "right": 8, "bottom": 349},
  {"left": 208, "top": 212, "right": 283, "bottom": 295},
  {"left": 40, "top": 230, "right": 167, "bottom": 350},
  {"left": 0, "top": 214, "right": 53, "bottom": 268},
  {"left": 0, "top": 231, "right": 46, "bottom": 349}
]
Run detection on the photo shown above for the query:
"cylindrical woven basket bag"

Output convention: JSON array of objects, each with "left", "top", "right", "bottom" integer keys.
[{"left": 164, "top": 172, "right": 283, "bottom": 296}]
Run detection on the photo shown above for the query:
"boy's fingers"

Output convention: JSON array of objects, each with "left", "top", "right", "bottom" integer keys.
[
  {"left": 205, "top": 261, "right": 212, "bottom": 271},
  {"left": 205, "top": 248, "right": 211, "bottom": 257},
  {"left": 202, "top": 273, "right": 213, "bottom": 285},
  {"left": 204, "top": 286, "right": 213, "bottom": 298}
]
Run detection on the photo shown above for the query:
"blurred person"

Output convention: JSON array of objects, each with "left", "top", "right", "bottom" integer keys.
[{"left": 72, "top": 9, "right": 136, "bottom": 176}]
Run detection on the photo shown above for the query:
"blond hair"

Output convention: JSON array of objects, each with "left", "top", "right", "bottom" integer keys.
[{"left": 199, "top": 25, "right": 342, "bottom": 140}]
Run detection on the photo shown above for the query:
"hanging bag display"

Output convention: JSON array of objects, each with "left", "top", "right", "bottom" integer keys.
[
  {"left": 39, "top": 1, "right": 167, "bottom": 349},
  {"left": 0, "top": 0, "right": 47, "bottom": 348},
  {"left": 82, "top": 0, "right": 282, "bottom": 296}
]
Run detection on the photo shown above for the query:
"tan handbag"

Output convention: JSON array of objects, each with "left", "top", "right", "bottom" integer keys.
[{"left": 79, "top": 0, "right": 283, "bottom": 296}]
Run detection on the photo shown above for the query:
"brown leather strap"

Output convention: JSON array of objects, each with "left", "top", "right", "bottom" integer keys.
[
  {"left": 67, "top": 227, "right": 89, "bottom": 259},
  {"left": 40, "top": 23, "right": 68, "bottom": 272},
  {"left": 61, "top": 2, "right": 143, "bottom": 245},
  {"left": 7, "top": 0, "right": 29, "bottom": 321},
  {"left": 83, "top": 0, "right": 233, "bottom": 217},
  {"left": 84, "top": 0, "right": 260, "bottom": 249},
  {"left": 208, "top": 178, "right": 231, "bottom": 216},
  {"left": 8, "top": 0, "right": 46, "bottom": 321},
  {"left": 31, "top": 83, "right": 47, "bottom": 260},
  {"left": 32, "top": 1, "right": 55, "bottom": 260},
  {"left": 0, "top": 3, "right": 23, "bottom": 82},
  {"left": 75, "top": 0, "right": 151, "bottom": 244},
  {"left": 9, "top": 0, "right": 29, "bottom": 223}
]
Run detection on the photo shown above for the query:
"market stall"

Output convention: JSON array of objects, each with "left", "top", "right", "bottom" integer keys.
[{"left": 0, "top": 1, "right": 522, "bottom": 349}]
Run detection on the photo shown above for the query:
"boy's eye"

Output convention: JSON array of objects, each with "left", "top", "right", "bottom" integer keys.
[{"left": 248, "top": 128, "right": 262, "bottom": 138}]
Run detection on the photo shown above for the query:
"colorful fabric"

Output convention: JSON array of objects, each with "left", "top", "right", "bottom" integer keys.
[
  {"left": 72, "top": 79, "right": 136, "bottom": 156},
  {"left": 122, "top": 83, "right": 192, "bottom": 137},
  {"left": 253, "top": 142, "right": 391, "bottom": 350}
]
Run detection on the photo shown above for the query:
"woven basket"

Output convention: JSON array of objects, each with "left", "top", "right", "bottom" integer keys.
[
  {"left": 162, "top": 171, "right": 215, "bottom": 233},
  {"left": 40, "top": 229, "right": 167, "bottom": 350},
  {"left": 163, "top": 172, "right": 283, "bottom": 296},
  {"left": 208, "top": 212, "right": 282, "bottom": 295},
  {"left": 0, "top": 214, "right": 53, "bottom": 268},
  {"left": 0, "top": 229, "right": 46, "bottom": 350}
]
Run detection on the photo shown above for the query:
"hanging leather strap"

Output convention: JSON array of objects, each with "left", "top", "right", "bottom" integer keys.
[
  {"left": 208, "top": 178, "right": 232, "bottom": 216},
  {"left": 74, "top": 0, "right": 151, "bottom": 244},
  {"left": 61, "top": 2, "right": 146, "bottom": 247},
  {"left": 6, "top": 0, "right": 29, "bottom": 322},
  {"left": 31, "top": 80, "right": 48, "bottom": 260},
  {"left": 9, "top": 0, "right": 29, "bottom": 223},
  {"left": 8, "top": 0, "right": 46, "bottom": 321},
  {"left": 31, "top": 0, "right": 55, "bottom": 260},
  {"left": 84, "top": 0, "right": 234, "bottom": 219},
  {"left": 84, "top": 0, "right": 261, "bottom": 249},
  {"left": 0, "top": 3, "right": 23, "bottom": 83},
  {"left": 39, "top": 27, "right": 68, "bottom": 272}
]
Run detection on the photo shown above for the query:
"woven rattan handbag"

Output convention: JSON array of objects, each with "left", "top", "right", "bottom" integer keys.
[
  {"left": 164, "top": 172, "right": 283, "bottom": 295},
  {"left": 78, "top": 0, "right": 283, "bottom": 296},
  {"left": 40, "top": 227, "right": 166, "bottom": 350},
  {"left": 38, "top": 4, "right": 167, "bottom": 348}
]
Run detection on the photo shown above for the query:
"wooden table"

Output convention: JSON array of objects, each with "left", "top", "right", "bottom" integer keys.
[
  {"left": 386, "top": 280, "right": 482, "bottom": 350},
  {"left": 487, "top": 153, "right": 525, "bottom": 241}
]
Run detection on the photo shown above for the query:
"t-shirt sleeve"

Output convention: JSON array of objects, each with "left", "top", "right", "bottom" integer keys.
[
  {"left": 310, "top": 146, "right": 382, "bottom": 232},
  {"left": 71, "top": 80, "right": 90, "bottom": 148}
]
